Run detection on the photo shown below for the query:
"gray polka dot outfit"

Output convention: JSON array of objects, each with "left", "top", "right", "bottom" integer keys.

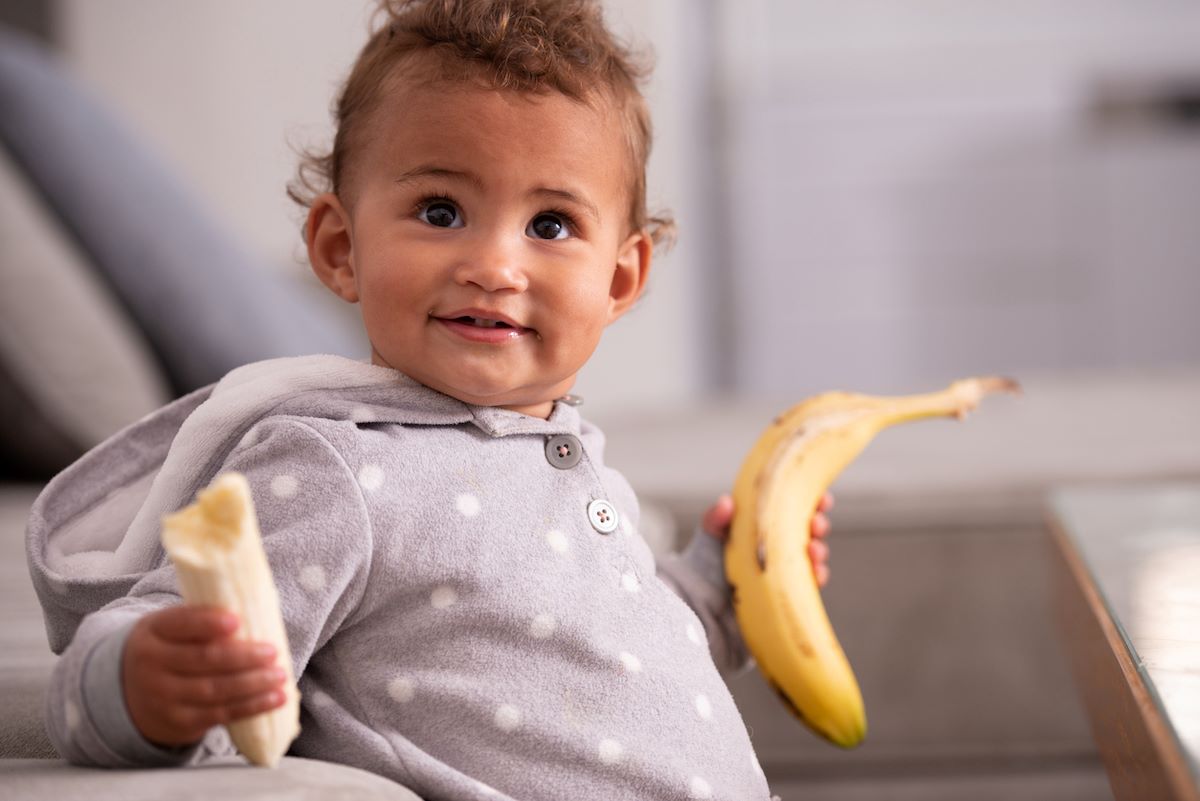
[{"left": 27, "top": 356, "right": 771, "bottom": 800}]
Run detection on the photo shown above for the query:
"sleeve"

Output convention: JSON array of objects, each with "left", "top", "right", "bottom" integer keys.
[
  {"left": 45, "top": 417, "right": 375, "bottom": 767},
  {"left": 656, "top": 528, "right": 753, "bottom": 677}
]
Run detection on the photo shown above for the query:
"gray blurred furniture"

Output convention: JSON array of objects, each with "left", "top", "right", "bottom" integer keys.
[{"left": 0, "top": 23, "right": 414, "bottom": 801}]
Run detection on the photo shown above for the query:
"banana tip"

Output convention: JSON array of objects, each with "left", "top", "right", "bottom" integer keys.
[{"left": 985, "top": 376, "right": 1023, "bottom": 396}]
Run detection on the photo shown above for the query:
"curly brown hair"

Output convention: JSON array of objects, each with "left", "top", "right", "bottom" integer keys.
[{"left": 288, "top": 0, "right": 675, "bottom": 247}]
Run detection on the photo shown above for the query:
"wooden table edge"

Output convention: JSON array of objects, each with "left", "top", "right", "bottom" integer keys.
[{"left": 1047, "top": 508, "right": 1200, "bottom": 801}]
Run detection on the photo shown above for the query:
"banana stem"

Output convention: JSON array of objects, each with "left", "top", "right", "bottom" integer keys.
[{"left": 879, "top": 376, "right": 1021, "bottom": 423}]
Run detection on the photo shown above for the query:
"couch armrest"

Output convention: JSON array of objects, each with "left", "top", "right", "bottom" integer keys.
[{"left": 0, "top": 756, "right": 423, "bottom": 800}]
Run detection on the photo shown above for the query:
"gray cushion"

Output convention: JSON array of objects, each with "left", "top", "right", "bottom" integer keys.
[
  {"left": 0, "top": 487, "right": 58, "bottom": 758},
  {"left": 0, "top": 758, "right": 424, "bottom": 800},
  {"left": 0, "top": 27, "right": 361, "bottom": 396},
  {"left": 0, "top": 147, "right": 172, "bottom": 477},
  {"left": 0, "top": 673, "right": 57, "bottom": 760}
]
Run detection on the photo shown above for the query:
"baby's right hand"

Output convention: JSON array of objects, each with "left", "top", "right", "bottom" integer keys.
[{"left": 122, "top": 606, "right": 287, "bottom": 748}]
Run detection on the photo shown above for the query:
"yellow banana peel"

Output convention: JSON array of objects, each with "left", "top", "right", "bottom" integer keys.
[{"left": 725, "top": 377, "right": 1020, "bottom": 748}]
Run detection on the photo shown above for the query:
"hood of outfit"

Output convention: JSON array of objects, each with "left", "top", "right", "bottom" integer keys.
[{"left": 26, "top": 354, "right": 579, "bottom": 653}]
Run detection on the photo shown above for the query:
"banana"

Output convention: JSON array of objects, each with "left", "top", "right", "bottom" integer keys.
[
  {"left": 725, "top": 377, "right": 1020, "bottom": 748},
  {"left": 161, "top": 472, "right": 301, "bottom": 767}
]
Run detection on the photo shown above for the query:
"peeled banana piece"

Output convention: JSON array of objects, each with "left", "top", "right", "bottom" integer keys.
[
  {"left": 725, "top": 377, "right": 1020, "bottom": 748},
  {"left": 161, "top": 472, "right": 300, "bottom": 767}
]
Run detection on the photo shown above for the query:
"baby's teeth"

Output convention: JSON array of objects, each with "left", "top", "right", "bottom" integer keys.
[{"left": 472, "top": 317, "right": 501, "bottom": 328}]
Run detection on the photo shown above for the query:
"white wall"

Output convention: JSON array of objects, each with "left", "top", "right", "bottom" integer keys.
[
  {"left": 717, "top": 0, "right": 1200, "bottom": 397},
  {"left": 60, "top": 1, "right": 1199, "bottom": 409},
  {"left": 58, "top": 0, "right": 702, "bottom": 414}
]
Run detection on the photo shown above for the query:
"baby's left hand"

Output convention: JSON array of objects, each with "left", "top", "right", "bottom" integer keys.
[{"left": 703, "top": 491, "right": 834, "bottom": 587}]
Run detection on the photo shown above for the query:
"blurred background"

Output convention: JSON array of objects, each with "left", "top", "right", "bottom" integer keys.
[
  {"left": 6, "top": 0, "right": 1200, "bottom": 408},
  {"left": 2, "top": 2, "right": 1199, "bottom": 800}
]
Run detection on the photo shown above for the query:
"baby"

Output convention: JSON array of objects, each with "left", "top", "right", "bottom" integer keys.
[{"left": 27, "top": 1, "right": 833, "bottom": 799}]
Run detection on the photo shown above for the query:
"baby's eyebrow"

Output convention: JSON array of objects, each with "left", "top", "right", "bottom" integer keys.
[{"left": 393, "top": 165, "right": 482, "bottom": 188}]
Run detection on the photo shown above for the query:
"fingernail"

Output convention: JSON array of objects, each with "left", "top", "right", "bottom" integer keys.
[
  {"left": 253, "top": 643, "right": 277, "bottom": 660},
  {"left": 270, "top": 667, "right": 287, "bottom": 682}
]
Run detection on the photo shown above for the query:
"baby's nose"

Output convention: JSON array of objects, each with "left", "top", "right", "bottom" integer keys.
[{"left": 453, "top": 236, "right": 528, "bottom": 292}]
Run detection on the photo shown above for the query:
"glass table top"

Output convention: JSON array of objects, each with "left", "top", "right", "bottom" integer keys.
[{"left": 1051, "top": 482, "right": 1200, "bottom": 784}]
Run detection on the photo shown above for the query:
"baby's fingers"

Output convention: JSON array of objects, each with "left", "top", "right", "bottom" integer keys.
[
  {"left": 170, "top": 667, "right": 288, "bottom": 707},
  {"left": 163, "top": 638, "right": 279, "bottom": 676},
  {"left": 702, "top": 494, "right": 735, "bottom": 540},
  {"left": 166, "top": 689, "right": 289, "bottom": 739},
  {"left": 808, "top": 538, "right": 830, "bottom": 587}
]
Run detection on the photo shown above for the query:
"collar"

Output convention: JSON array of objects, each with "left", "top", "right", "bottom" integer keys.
[{"left": 232, "top": 355, "right": 582, "bottom": 438}]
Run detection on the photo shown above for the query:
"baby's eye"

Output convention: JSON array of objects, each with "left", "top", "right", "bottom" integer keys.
[
  {"left": 418, "top": 200, "right": 463, "bottom": 229},
  {"left": 527, "top": 213, "right": 570, "bottom": 241}
]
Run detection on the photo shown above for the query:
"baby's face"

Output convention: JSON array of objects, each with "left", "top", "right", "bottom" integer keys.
[{"left": 310, "top": 77, "right": 650, "bottom": 418}]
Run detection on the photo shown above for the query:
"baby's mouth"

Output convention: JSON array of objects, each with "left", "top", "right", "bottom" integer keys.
[
  {"left": 455, "top": 316, "right": 513, "bottom": 329},
  {"left": 434, "top": 312, "right": 536, "bottom": 341}
]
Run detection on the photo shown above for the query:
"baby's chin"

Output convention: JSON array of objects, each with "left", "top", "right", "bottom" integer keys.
[
  {"left": 422, "top": 375, "right": 562, "bottom": 418},
  {"left": 450, "top": 382, "right": 559, "bottom": 417},
  {"left": 368, "top": 350, "right": 570, "bottom": 417}
]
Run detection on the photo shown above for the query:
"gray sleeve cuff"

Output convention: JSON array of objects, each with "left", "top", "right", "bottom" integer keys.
[
  {"left": 658, "top": 527, "right": 753, "bottom": 675},
  {"left": 81, "top": 620, "right": 204, "bottom": 766},
  {"left": 679, "top": 526, "right": 732, "bottom": 601}
]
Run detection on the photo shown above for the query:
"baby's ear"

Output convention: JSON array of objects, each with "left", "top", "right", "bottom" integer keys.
[
  {"left": 306, "top": 193, "right": 359, "bottom": 303},
  {"left": 608, "top": 230, "right": 653, "bottom": 322}
]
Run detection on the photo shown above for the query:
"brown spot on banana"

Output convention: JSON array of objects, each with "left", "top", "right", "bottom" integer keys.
[
  {"left": 779, "top": 602, "right": 817, "bottom": 659},
  {"left": 766, "top": 676, "right": 810, "bottom": 725}
]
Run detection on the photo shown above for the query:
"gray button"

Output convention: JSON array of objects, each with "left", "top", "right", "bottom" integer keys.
[
  {"left": 587, "top": 499, "right": 619, "bottom": 534},
  {"left": 545, "top": 434, "right": 583, "bottom": 469}
]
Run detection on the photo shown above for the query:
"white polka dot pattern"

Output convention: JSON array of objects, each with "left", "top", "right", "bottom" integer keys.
[
  {"left": 350, "top": 406, "right": 375, "bottom": 424},
  {"left": 64, "top": 700, "right": 80, "bottom": 732},
  {"left": 689, "top": 775, "right": 713, "bottom": 799},
  {"left": 430, "top": 586, "right": 458, "bottom": 609},
  {"left": 619, "top": 651, "right": 642, "bottom": 673},
  {"left": 270, "top": 474, "right": 298, "bottom": 499},
  {"left": 695, "top": 693, "right": 713, "bottom": 720},
  {"left": 494, "top": 704, "right": 522, "bottom": 731},
  {"left": 546, "top": 529, "right": 569, "bottom": 553},
  {"left": 528, "top": 613, "right": 556, "bottom": 639},
  {"left": 621, "top": 572, "right": 640, "bottom": 592},
  {"left": 456, "top": 493, "right": 481, "bottom": 517},
  {"left": 357, "top": 464, "right": 384, "bottom": 492},
  {"left": 598, "top": 738, "right": 623, "bottom": 764},
  {"left": 298, "top": 564, "right": 327, "bottom": 593},
  {"left": 686, "top": 623, "right": 704, "bottom": 646},
  {"left": 387, "top": 676, "right": 415, "bottom": 703}
]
